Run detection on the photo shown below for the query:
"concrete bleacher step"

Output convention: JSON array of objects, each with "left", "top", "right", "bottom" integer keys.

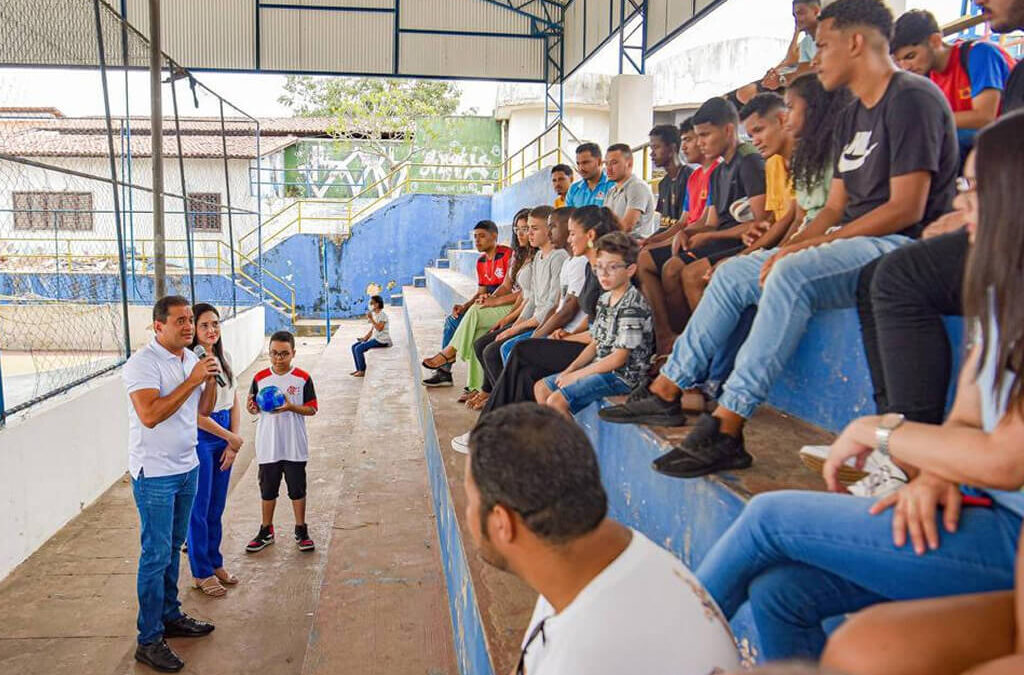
[
  {"left": 446, "top": 248, "right": 480, "bottom": 280},
  {"left": 294, "top": 318, "right": 341, "bottom": 338},
  {"left": 401, "top": 286, "right": 536, "bottom": 675},
  {"left": 434, "top": 258, "right": 451, "bottom": 270},
  {"left": 413, "top": 275, "right": 427, "bottom": 288},
  {"left": 390, "top": 293, "right": 404, "bottom": 307}
]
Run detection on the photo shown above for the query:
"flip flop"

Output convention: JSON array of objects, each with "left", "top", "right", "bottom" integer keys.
[{"left": 193, "top": 576, "right": 226, "bottom": 597}]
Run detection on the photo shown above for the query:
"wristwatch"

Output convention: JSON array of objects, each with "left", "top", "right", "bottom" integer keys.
[{"left": 875, "top": 413, "right": 906, "bottom": 458}]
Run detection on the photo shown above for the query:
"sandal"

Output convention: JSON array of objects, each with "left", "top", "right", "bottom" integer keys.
[
  {"left": 464, "top": 391, "right": 485, "bottom": 408},
  {"left": 468, "top": 393, "right": 490, "bottom": 411},
  {"left": 458, "top": 389, "right": 477, "bottom": 404},
  {"left": 421, "top": 352, "right": 454, "bottom": 370},
  {"left": 193, "top": 576, "right": 226, "bottom": 597},
  {"left": 214, "top": 568, "right": 239, "bottom": 585}
]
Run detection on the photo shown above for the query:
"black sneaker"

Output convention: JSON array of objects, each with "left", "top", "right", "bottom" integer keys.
[
  {"left": 135, "top": 639, "right": 184, "bottom": 672},
  {"left": 653, "top": 413, "right": 753, "bottom": 479},
  {"left": 598, "top": 387, "right": 688, "bottom": 426},
  {"left": 245, "top": 525, "right": 275, "bottom": 553},
  {"left": 295, "top": 524, "right": 315, "bottom": 552},
  {"left": 422, "top": 369, "right": 454, "bottom": 388},
  {"left": 163, "top": 613, "right": 215, "bottom": 638}
]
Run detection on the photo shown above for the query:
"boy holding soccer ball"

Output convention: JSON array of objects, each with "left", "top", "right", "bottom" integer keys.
[{"left": 245, "top": 331, "right": 318, "bottom": 553}]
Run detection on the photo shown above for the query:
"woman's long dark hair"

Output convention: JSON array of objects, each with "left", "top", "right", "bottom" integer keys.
[
  {"left": 571, "top": 205, "right": 618, "bottom": 239},
  {"left": 509, "top": 207, "right": 535, "bottom": 285},
  {"left": 190, "top": 303, "right": 233, "bottom": 385},
  {"left": 787, "top": 73, "right": 853, "bottom": 194},
  {"left": 964, "top": 110, "right": 1024, "bottom": 413}
]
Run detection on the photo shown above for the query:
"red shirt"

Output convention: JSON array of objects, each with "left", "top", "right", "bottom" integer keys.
[
  {"left": 685, "top": 160, "right": 721, "bottom": 225},
  {"left": 931, "top": 41, "right": 1015, "bottom": 113},
  {"left": 477, "top": 245, "right": 514, "bottom": 292}
]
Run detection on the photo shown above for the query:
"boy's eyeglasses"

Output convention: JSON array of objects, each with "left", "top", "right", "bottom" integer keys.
[
  {"left": 270, "top": 350, "right": 293, "bottom": 359},
  {"left": 516, "top": 617, "right": 549, "bottom": 675},
  {"left": 593, "top": 262, "right": 629, "bottom": 275},
  {"left": 956, "top": 176, "right": 977, "bottom": 195}
]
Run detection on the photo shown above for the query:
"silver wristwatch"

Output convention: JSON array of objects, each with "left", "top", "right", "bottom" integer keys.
[{"left": 875, "top": 413, "right": 906, "bottom": 458}]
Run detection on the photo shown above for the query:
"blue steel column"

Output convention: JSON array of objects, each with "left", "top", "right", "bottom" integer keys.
[{"left": 618, "top": 0, "right": 648, "bottom": 75}]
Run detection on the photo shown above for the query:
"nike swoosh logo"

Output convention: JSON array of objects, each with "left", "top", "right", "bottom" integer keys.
[{"left": 838, "top": 142, "right": 879, "bottom": 173}]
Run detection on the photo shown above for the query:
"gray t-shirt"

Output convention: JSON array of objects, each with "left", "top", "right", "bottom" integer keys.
[
  {"left": 605, "top": 174, "right": 658, "bottom": 239},
  {"left": 522, "top": 248, "right": 569, "bottom": 324}
]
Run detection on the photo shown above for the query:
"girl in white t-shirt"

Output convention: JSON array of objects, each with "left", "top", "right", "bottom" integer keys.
[
  {"left": 351, "top": 295, "right": 392, "bottom": 377},
  {"left": 188, "top": 303, "right": 244, "bottom": 597}
]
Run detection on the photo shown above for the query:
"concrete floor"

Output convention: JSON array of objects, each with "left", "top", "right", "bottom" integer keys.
[{"left": 0, "top": 321, "right": 455, "bottom": 675}]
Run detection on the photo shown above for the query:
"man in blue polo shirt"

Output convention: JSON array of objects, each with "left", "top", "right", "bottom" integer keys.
[
  {"left": 566, "top": 142, "right": 614, "bottom": 207},
  {"left": 123, "top": 295, "right": 221, "bottom": 672}
]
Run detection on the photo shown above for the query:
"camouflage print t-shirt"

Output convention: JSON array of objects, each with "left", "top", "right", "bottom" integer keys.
[{"left": 589, "top": 284, "right": 654, "bottom": 388}]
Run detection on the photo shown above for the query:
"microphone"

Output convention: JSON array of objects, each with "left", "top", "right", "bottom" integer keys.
[{"left": 193, "top": 345, "right": 227, "bottom": 387}]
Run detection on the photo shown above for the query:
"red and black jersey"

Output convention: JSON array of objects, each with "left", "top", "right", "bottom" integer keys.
[{"left": 477, "top": 245, "right": 514, "bottom": 292}]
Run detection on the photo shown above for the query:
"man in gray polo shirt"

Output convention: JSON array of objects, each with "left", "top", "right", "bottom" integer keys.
[
  {"left": 123, "top": 295, "right": 220, "bottom": 672},
  {"left": 604, "top": 143, "right": 658, "bottom": 241}
]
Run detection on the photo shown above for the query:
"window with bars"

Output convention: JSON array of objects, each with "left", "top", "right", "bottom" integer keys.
[
  {"left": 187, "top": 192, "right": 222, "bottom": 232},
  {"left": 12, "top": 191, "right": 94, "bottom": 231}
]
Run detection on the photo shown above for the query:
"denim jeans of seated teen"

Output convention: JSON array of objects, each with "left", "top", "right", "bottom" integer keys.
[
  {"left": 542, "top": 371, "right": 632, "bottom": 414},
  {"left": 696, "top": 490, "right": 1022, "bottom": 661},
  {"left": 442, "top": 313, "right": 463, "bottom": 351},
  {"left": 661, "top": 235, "right": 910, "bottom": 419},
  {"left": 351, "top": 338, "right": 389, "bottom": 372},
  {"left": 132, "top": 466, "right": 199, "bottom": 644}
]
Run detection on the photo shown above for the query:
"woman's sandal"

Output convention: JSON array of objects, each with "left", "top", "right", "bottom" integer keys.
[
  {"left": 214, "top": 568, "right": 239, "bottom": 585},
  {"left": 421, "top": 352, "right": 454, "bottom": 370},
  {"left": 458, "top": 389, "right": 478, "bottom": 404},
  {"left": 468, "top": 393, "right": 490, "bottom": 411},
  {"left": 193, "top": 576, "right": 227, "bottom": 597}
]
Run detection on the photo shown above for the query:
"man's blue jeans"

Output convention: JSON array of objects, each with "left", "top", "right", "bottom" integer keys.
[
  {"left": 695, "top": 491, "right": 1021, "bottom": 660},
  {"left": 499, "top": 330, "right": 534, "bottom": 364},
  {"left": 662, "top": 236, "right": 910, "bottom": 418},
  {"left": 132, "top": 466, "right": 199, "bottom": 645},
  {"left": 442, "top": 313, "right": 463, "bottom": 350}
]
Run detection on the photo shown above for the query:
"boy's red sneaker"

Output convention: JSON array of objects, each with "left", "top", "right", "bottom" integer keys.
[
  {"left": 245, "top": 525, "right": 275, "bottom": 553},
  {"left": 295, "top": 524, "right": 315, "bottom": 552}
]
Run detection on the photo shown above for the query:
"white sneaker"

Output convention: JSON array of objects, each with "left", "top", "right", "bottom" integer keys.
[
  {"left": 848, "top": 458, "right": 909, "bottom": 498},
  {"left": 451, "top": 431, "right": 471, "bottom": 455}
]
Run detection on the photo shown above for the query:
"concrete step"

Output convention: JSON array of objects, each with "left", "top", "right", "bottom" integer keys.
[
  {"left": 389, "top": 293, "right": 404, "bottom": 307},
  {"left": 424, "top": 267, "right": 477, "bottom": 316},
  {"left": 433, "top": 258, "right": 451, "bottom": 270},
  {"left": 401, "top": 286, "right": 535, "bottom": 675},
  {"left": 413, "top": 275, "right": 427, "bottom": 289},
  {"left": 445, "top": 248, "right": 479, "bottom": 280},
  {"left": 294, "top": 318, "right": 341, "bottom": 338}
]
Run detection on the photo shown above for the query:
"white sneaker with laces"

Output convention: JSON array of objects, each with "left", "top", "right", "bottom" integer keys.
[
  {"left": 848, "top": 458, "right": 910, "bottom": 498},
  {"left": 451, "top": 431, "right": 471, "bottom": 455}
]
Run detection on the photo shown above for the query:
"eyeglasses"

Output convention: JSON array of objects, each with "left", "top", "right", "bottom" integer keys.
[
  {"left": 269, "top": 350, "right": 293, "bottom": 359},
  {"left": 593, "top": 262, "right": 629, "bottom": 275},
  {"left": 956, "top": 176, "right": 977, "bottom": 195},
  {"left": 516, "top": 617, "right": 550, "bottom": 675}
]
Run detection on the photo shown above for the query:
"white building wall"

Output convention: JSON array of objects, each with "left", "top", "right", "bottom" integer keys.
[
  {"left": 0, "top": 156, "right": 264, "bottom": 274},
  {"left": 0, "top": 305, "right": 265, "bottom": 581},
  {"left": 505, "top": 106, "right": 610, "bottom": 172}
]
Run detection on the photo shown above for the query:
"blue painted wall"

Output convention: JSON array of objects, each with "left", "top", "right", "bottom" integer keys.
[
  {"left": 491, "top": 168, "right": 555, "bottom": 225},
  {"left": 252, "top": 193, "right": 491, "bottom": 321}
]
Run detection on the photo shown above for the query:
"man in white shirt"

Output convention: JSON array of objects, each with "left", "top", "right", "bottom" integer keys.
[
  {"left": 122, "top": 295, "right": 220, "bottom": 672},
  {"left": 463, "top": 403, "right": 741, "bottom": 675},
  {"left": 604, "top": 144, "right": 658, "bottom": 241}
]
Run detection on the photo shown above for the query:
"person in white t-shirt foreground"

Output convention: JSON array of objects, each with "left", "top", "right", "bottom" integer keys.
[
  {"left": 350, "top": 294, "right": 392, "bottom": 377},
  {"left": 186, "top": 303, "right": 244, "bottom": 598},
  {"left": 245, "top": 331, "right": 319, "bottom": 553},
  {"left": 122, "top": 295, "right": 221, "bottom": 673},
  {"left": 464, "top": 403, "right": 741, "bottom": 675}
]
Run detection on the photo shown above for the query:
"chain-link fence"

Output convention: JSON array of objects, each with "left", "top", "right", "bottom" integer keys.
[{"left": 0, "top": 0, "right": 272, "bottom": 423}]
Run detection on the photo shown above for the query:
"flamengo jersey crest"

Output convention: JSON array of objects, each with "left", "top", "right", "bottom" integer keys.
[{"left": 838, "top": 131, "right": 879, "bottom": 173}]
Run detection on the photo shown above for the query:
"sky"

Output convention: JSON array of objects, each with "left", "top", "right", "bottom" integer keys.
[{"left": 0, "top": 0, "right": 968, "bottom": 120}]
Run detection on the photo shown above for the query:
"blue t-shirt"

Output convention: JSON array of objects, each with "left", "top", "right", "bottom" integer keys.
[
  {"left": 566, "top": 173, "right": 614, "bottom": 207},
  {"left": 966, "top": 41, "right": 1014, "bottom": 98}
]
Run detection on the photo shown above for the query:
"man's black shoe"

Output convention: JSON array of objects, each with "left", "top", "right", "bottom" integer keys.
[
  {"left": 653, "top": 413, "right": 753, "bottom": 478},
  {"left": 163, "top": 613, "right": 215, "bottom": 638},
  {"left": 598, "top": 387, "right": 687, "bottom": 426},
  {"left": 422, "top": 369, "right": 454, "bottom": 388},
  {"left": 135, "top": 639, "right": 184, "bottom": 672}
]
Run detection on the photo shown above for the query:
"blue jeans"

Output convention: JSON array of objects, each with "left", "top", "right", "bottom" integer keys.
[
  {"left": 703, "top": 306, "right": 756, "bottom": 400},
  {"left": 187, "top": 410, "right": 232, "bottom": 580},
  {"left": 351, "top": 339, "right": 389, "bottom": 372},
  {"left": 442, "top": 314, "right": 462, "bottom": 350},
  {"left": 132, "top": 465, "right": 199, "bottom": 644},
  {"left": 662, "top": 236, "right": 909, "bottom": 418},
  {"left": 543, "top": 371, "right": 632, "bottom": 414},
  {"left": 696, "top": 491, "right": 1021, "bottom": 660},
  {"left": 500, "top": 330, "right": 534, "bottom": 364}
]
